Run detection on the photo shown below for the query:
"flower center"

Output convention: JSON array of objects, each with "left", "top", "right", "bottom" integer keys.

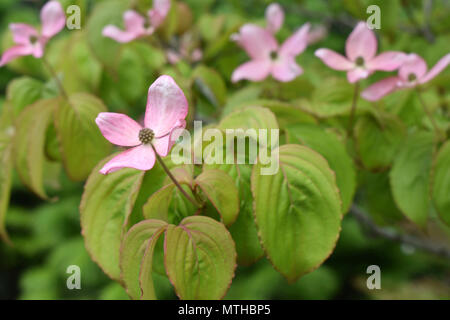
[
  {"left": 30, "top": 36, "right": 38, "bottom": 44},
  {"left": 355, "top": 56, "right": 364, "bottom": 67},
  {"left": 270, "top": 51, "right": 278, "bottom": 61},
  {"left": 408, "top": 73, "right": 417, "bottom": 82},
  {"left": 139, "top": 128, "right": 155, "bottom": 144}
]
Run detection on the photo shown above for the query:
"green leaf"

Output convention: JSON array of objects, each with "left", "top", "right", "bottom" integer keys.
[
  {"left": 54, "top": 93, "right": 111, "bottom": 181},
  {"left": 120, "top": 219, "right": 167, "bottom": 300},
  {"left": 13, "top": 98, "right": 58, "bottom": 199},
  {"left": 80, "top": 157, "right": 145, "bottom": 280},
  {"left": 431, "top": 141, "right": 450, "bottom": 226},
  {"left": 355, "top": 114, "right": 406, "bottom": 171},
  {"left": 251, "top": 144, "right": 342, "bottom": 281},
  {"left": 218, "top": 106, "right": 279, "bottom": 133},
  {"left": 195, "top": 169, "right": 239, "bottom": 226},
  {"left": 142, "top": 184, "right": 176, "bottom": 221},
  {"left": 205, "top": 162, "right": 263, "bottom": 265},
  {"left": 6, "top": 77, "right": 44, "bottom": 116},
  {"left": 0, "top": 132, "right": 13, "bottom": 243},
  {"left": 164, "top": 216, "right": 236, "bottom": 299},
  {"left": 390, "top": 131, "right": 436, "bottom": 228},
  {"left": 286, "top": 123, "right": 356, "bottom": 213},
  {"left": 192, "top": 65, "right": 227, "bottom": 109}
]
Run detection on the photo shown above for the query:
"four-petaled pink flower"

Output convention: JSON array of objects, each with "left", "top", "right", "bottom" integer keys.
[
  {"left": 315, "top": 21, "right": 406, "bottom": 83},
  {"left": 96, "top": 75, "right": 188, "bottom": 174},
  {"left": 102, "top": 0, "right": 170, "bottom": 43},
  {"left": 0, "top": 1, "right": 65, "bottom": 67},
  {"left": 231, "top": 22, "right": 310, "bottom": 83},
  {"left": 362, "top": 53, "right": 450, "bottom": 101}
]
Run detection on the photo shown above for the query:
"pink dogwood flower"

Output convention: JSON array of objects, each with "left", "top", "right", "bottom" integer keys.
[
  {"left": 102, "top": 0, "right": 170, "bottom": 43},
  {"left": 362, "top": 53, "right": 450, "bottom": 101},
  {"left": 315, "top": 22, "right": 406, "bottom": 83},
  {"left": 0, "top": 1, "right": 65, "bottom": 67},
  {"left": 231, "top": 23, "right": 310, "bottom": 83},
  {"left": 96, "top": 75, "right": 188, "bottom": 174}
]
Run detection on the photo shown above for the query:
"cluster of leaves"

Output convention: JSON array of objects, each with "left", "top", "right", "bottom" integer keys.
[{"left": 1, "top": 0, "right": 449, "bottom": 299}]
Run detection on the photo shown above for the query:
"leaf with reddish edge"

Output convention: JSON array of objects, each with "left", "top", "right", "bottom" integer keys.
[
  {"left": 251, "top": 144, "right": 342, "bottom": 282},
  {"left": 54, "top": 93, "right": 112, "bottom": 181},
  {"left": 195, "top": 169, "right": 239, "bottom": 226},
  {"left": 164, "top": 216, "right": 236, "bottom": 299},
  {"left": 142, "top": 184, "right": 176, "bottom": 221},
  {"left": 13, "top": 98, "right": 59, "bottom": 199},
  {"left": 120, "top": 219, "right": 167, "bottom": 300},
  {"left": 80, "top": 155, "right": 145, "bottom": 280},
  {"left": 139, "top": 226, "right": 167, "bottom": 300}
]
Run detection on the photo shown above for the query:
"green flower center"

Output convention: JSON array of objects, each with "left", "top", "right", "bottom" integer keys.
[
  {"left": 408, "top": 73, "right": 417, "bottom": 82},
  {"left": 139, "top": 128, "right": 155, "bottom": 144},
  {"left": 355, "top": 56, "right": 364, "bottom": 67},
  {"left": 270, "top": 51, "right": 278, "bottom": 61},
  {"left": 29, "top": 36, "right": 38, "bottom": 44}
]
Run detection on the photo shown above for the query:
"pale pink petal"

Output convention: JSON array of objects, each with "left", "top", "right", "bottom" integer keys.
[
  {"left": 0, "top": 45, "right": 34, "bottom": 67},
  {"left": 398, "top": 53, "right": 428, "bottom": 82},
  {"left": 361, "top": 76, "right": 400, "bottom": 101},
  {"left": 9, "top": 24, "right": 38, "bottom": 45},
  {"left": 235, "top": 24, "right": 278, "bottom": 60},
  {"left": 100, "top": 145, "right": 156, "bottom": 174},
  {"left": 96, "top": 112, "right": 142, "bottom": 147},
  {"left": 315, "top": 48, "right": 354, "bottom": 71},
  {"left": 32, "top": 41, "right": 45, "bottom": 58},
  {"left": 307, "top": 25, "right": 327, "bottom": 45},
  {"left": 40, "top": 1, "right": 66, "bottom": 39},
  {"left": 231, "top": 59, "right": 272, "bottom": 82},
  {"left": 148, "top": 0, "right": 171, "bottom": 28},
  {"left": 145, "top": 75, "right": 188, "bottom": 137},
  {"left": 102, "top": 25, "right": 139, "bottom": 43},
  {"left": 271, "top": 56, "right": 302, "bottom": 82},
  {"left": 419, "top": 53, "right": 450, "bottom": 84},
  {"left": 347, "top": 68, "right": 370, "bottom": 83},
  {"left": 366, "top": 51, "right": 406, "bottom": 71},
  {"left": 346, "top": 21, "right": 377, "bottom": 62},
  {"left": 279, "top": 23, "right": 310, "bottom": 57},
  {"left": 123, "top": 10, "right": 146, "bottom": 33},
  {"left": 153, "top": 119, "right": 187, "bottom": 157},
  {"left": 266, "top": 3, "right": 284, "bottom": 34}
]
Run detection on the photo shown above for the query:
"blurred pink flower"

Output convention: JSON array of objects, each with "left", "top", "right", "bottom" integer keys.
[
  {"left": 362, "top": 53, "right": 450, "bottom": 101},
  {"left": 315, "top": 22, "right": 406, "bottom": 83},
  {"left": 231, "top": 23, "right": 310, "bottom": 83},
  {"left": 102, "top": 0, "right": 170, "bottom": 43},
  {"left": 96, "top": 75, "right": 188, "bottom": 174},
  {"left": 265, "top": 3, "right": 284, "bottom": 34},
  {"left": 0, "top": 1, "right": 65, "bottom": 67}
]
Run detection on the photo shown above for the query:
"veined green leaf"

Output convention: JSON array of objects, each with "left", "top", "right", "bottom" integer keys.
[
  {"left": 13, "top": 98, "right": 59, "bottom": 199},
  {"left": 390, "top": 131, "right": 436, "bottom": 228},
  {"left": 54, "top": 93, "right": 111, "bottom": 181},
  {"left": 286, "top": 123, "right": 356, "bottom": 213},
  {"left": 251, "top": 144, "right": 342, "bottom": 281},
  {"left": 164, "top": 216, "right": 236, "bottom": 299},
  {"left": 431, "top": 141, "right": 450, "bottom": 226},
  {"left": 80, "top": 156, "right": 145, "bottom": 280},
  {"left": 142, "top": 184, "right": 176, "bottom": 222},
  {"left": 195, "top": 169, "right": 239, "bottom": 226},
  {"left": 120, "top": 219, "right": 167, "bottom": 300}
]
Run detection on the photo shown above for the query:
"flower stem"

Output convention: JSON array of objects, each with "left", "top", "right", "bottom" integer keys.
[
  {"left": 151, "top": 144, "right": 199, "bottom": 207},
  {"left": 416, "top": 89, "right": 444, "bottom": 141},
  {"left": 347, "top": 82, "right": 360, "bottom": 137},
  {"left": 42, "top": 56, "right": 70, "bottom": 102}
]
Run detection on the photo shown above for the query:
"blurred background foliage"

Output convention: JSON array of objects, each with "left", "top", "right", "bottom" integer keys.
[{"left": 0, "top": 0, "right": 449, "bottom": 299}]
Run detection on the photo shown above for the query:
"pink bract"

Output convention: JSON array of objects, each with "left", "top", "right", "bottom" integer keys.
[
  {"left": 231, "top": 23, "right": 310, "bottom": 83},
  {"left": 0, "top": 1, "right": 65, "bottom": 66},
  {"left": 315, "top": 21, "right": 406, "bottom": 83},
  {"left": 102, "top": 0, "right": 170, "bottom": 43},
  {"left": 265, "top": 3, "right": 284, "bottom": 34},
  {"left": 96, "top": 75, "right": 188, "bottom": 174},
  {"left": 362, "top": 53, "right": 450, "bottom": 101}
]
